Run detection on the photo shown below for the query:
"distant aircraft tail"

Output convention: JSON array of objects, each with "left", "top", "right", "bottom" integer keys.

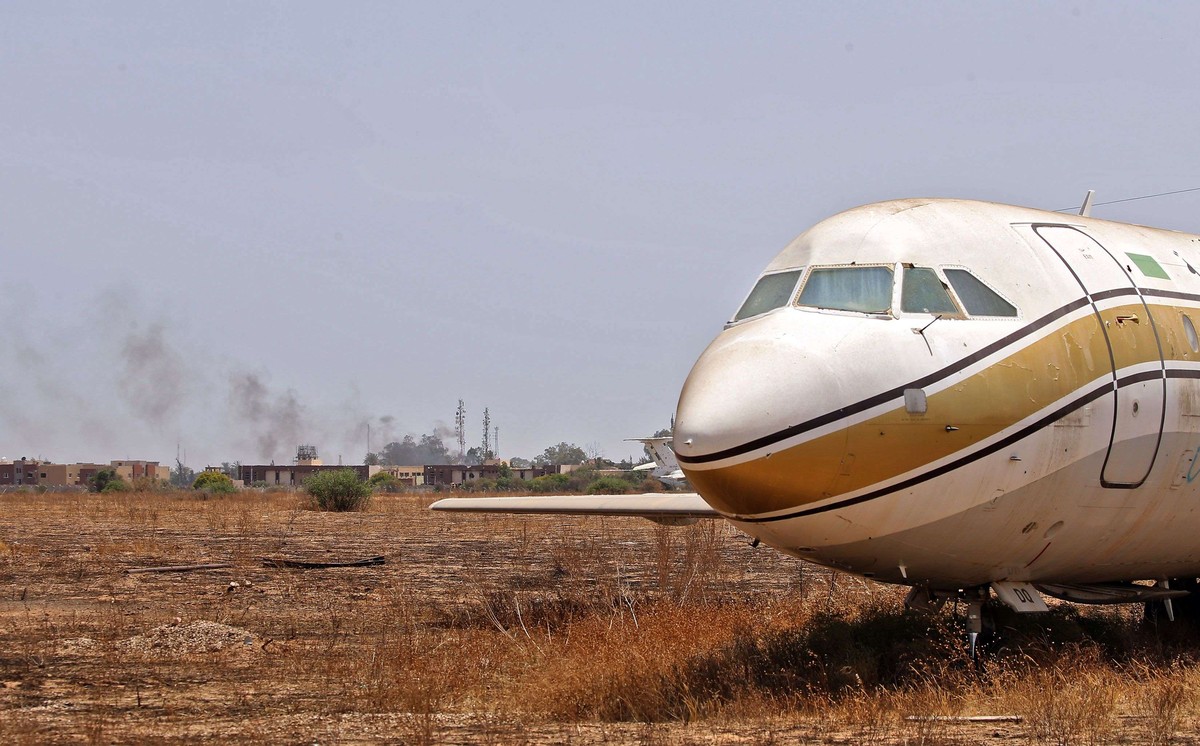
[
  {"left": 627, "top": 437, "right": 677, "bottom": 469},
  {"left": 625, "top": 436, "right": 686, "bottom": 487}
]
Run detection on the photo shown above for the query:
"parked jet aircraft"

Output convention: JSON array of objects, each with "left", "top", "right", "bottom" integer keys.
[
  {"left": 433, "top": 196, "right": 1200, "bottom": 645},
  {"left": 628, "top": 436, "right": 687, "bottom": 489}
]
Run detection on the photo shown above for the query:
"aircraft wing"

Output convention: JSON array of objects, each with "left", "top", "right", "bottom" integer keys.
[{"left": 430, "top": 492, "right": 720, "bottom": 525}]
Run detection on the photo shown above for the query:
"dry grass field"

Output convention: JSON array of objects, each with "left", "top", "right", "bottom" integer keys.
[{"left": 3, "top": 488, "right": 1200, "bottom": 744}]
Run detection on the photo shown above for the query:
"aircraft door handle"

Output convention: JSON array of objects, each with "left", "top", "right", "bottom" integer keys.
[{"left": 1114, "top": 314, "right": 1139, "bottom": 326}]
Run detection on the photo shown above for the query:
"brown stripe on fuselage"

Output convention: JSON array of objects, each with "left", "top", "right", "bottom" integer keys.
[{"left": 688, "top": 301, "right": 1191, "bottom": 517}]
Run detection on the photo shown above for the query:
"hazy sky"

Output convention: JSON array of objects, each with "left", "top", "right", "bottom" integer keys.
[{"left": 3, "top": 2, "right": 1200, "bottom": 468}]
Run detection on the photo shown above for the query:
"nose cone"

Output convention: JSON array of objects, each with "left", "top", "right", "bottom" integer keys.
[
  {"left": 676, "top": 315, "right": 841, "bottom": 458},
  {"left": 678, "top": 340, "right": 790, "bottom": 455},
  {"left": 674, "top": 315, "right": 848, "bottom": 516}
]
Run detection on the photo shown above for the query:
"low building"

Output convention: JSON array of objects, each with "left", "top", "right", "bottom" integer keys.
[
  {"left": 423, "top": 463, "right": 565, "bottom": 488},
  {"left": 39, "top": 463, "right": 79, "bottom": 486},
  {"left": 239, "top": 463, "right": 375, "bottom": 487},
  {"left": 377, "top": 466, "right": 425, "bottom": 486},
  {"left": 110, "top": 460, "right": 168, "bottom": 481},
  {"left": 0, "top": 459, "right": 167, "bottom": 487},
  {"left": 422, "top": 464, "right": 472, "bottom": 487},
  {"left": 0, "top": 459, "right": 41, "bottom": 486}
]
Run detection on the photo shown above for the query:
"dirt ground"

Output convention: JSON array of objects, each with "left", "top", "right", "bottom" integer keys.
[{"left": 1, "top": 489, "right": 1198, "bottom": 744}]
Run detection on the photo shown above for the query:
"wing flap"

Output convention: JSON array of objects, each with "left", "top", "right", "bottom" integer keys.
[{"left": 430, "top": 492, "right": 719, "bottom": 525}]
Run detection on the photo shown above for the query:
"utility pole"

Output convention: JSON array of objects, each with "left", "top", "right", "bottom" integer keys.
[
  {"left": 481, "top": 407, "right": 491, "bottom": 460},
  {"left": 455, "top": 399, "right": 467, "bottom": 461},
  {"left": 493, "top": 426, "right": 499, "bottom": 461}
]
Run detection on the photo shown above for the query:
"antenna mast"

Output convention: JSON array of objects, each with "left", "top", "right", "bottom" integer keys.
[
  {"left": 482, "top": 407, "right": 491, "bottom": 460},
  {"left": 455, "top": 399, "right": 466, "bottom": 461}
]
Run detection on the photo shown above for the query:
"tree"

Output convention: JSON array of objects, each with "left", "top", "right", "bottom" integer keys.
[
  {"left": 418, "top": 433, "right": 451, "bottom": 464},
  {"left": 304, "top": 469, "right": 372, "bottom": 511},
  {"left": 368, "top": 471, "right": 401, "bottom": 492},
  {"left": 90, "top": 468, "right": 126, "bottom": 493},
  {"left": 533, "top": 442, "right": 587, "bottom": 466},
  {"left": 170, "top": 460, "right": 195, "bottom": 488},
  {"left": 193, "top": 471, "right": 237, "bottom": 494},
  {"left": 509, "top": 457, "right": 531, "bottom": 468},
  {"left": 375, "top": 433, "right": 452, "bottom": 466},
  {"left": 364, "top": 452, "right": 381, "bottom": 466}
]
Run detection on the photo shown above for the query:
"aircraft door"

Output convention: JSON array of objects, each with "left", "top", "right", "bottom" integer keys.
[{"left": 1032, "top": 225, "right": 1166, "bottom": 488}]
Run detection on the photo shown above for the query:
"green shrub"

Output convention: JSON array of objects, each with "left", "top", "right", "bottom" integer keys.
[
  {"left": 564, "top": 467, "right": 599, "bottom": 492},
  {"left": 130, "top": 477, "right": 165, "bottom": 493},
  {"left": 89, "top": 468, "right": 125, "bottom": 493},
  {"left": 586, "top": 476, "right": 633, "bottom": 495},
  {"left": 530, "top": 473, "right": 571, "bottom": 493},
  {"left": 250, "top": 480, "right": 270, "bottom": 489},
  {"left": 367, "top": 472, "right": 402, "bottom": 493},
  {"left": 192, "top": 471, "right": 238, "bottom": 494},
  {"left": 494, "top": 475, "right": 527, "bottom": 492},
  {"left": 304, "top": 469, "right": 372, "bottom": 512}
]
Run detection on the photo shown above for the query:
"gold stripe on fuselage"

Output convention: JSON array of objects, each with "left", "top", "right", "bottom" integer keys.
[{"left": 687, "top": 301, "right": 1196, "bottom": 517}]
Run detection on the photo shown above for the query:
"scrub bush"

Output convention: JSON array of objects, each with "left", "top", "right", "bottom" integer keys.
[
  {"left": 368, "top": 472, "right": 402, "bottom": 493},
  {"left": 89, "top": 468, "right": 125, "bottom": 493},
  {"left": 586, "top": 476, "right": 633, "bottom": 495},
  {"left": 305, "top": 469, "right": 372, "bottom": 511},
  {"left": 192, "top": 471, "right": 238, "bottom": 494}
]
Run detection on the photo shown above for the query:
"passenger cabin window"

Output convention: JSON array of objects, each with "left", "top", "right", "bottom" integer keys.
[
  {"left": 944, "top": 269, "right": 1017, "bottom": 317},
  {"left": 796, "top": 266, "right": 893, "bottom": 315},
  {"left": 901, "top": 267, "right": 960, "bottom": 315},
  {"left": 732, "top": 269, "right": 803, "bottom": 322}
]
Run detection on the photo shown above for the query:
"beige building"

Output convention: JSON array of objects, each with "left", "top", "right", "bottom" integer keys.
[
  {"left": 378, "top": 466, "right": 425, "bottom": 486},
  {"left": 0, "top": 459, "right": 167, "bottom": 487},
  {"left": 38, "top": 463, "right": 80, "bottom": 486}
]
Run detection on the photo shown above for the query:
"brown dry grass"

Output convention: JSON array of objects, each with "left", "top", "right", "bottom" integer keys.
[{"left": 2, "top": 489, "right": 1200, "bottom": 743}]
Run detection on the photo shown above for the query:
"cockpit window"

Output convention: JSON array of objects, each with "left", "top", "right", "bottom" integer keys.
[
  {"left": 944, "top": 269, "right": 1017, "bottom": 317},
  {"left": 796, "top": 266, "right": 893, "bottom": 314},
  {"left": 732, "top": 269, "right": 803, "bottom": 322},
  {"left": 901, "top": 267, "right": 960, "bottom": 315}
]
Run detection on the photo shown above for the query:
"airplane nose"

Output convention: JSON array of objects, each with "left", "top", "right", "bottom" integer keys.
[
  {"left": 673, "top": 320, "right": 850, "bottom": 516},
  {"left": 675, "top": 321, "right": 841, "bottom": 458}
]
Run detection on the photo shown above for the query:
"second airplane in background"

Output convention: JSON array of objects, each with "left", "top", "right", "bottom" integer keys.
[{"left": 628, "top": 436, "right": 687, "bottom": 490}]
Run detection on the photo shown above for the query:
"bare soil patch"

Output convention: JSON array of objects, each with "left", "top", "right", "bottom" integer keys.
[{"left": 1, "top": 489, "right": 1198, "bottom": 744}]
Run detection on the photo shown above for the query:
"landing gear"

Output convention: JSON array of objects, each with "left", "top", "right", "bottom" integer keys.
[
  {"left": 1144, "top": 577, "right": 1200, "bottom": 625},
  {"left": 905, "top": 584, "right": 992, "bottom": 659},
  {"left": 966, "top": 597, "right": 984, "bottom": 660}
]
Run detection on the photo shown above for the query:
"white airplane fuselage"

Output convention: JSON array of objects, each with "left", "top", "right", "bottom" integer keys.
[{"left": 673, "top": 198, "right": 1200, "bottom": 592}]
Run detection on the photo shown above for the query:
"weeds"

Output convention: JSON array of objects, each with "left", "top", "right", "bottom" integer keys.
[{"left": 6, "top": 488, "right": 1200, "bottom": 743}]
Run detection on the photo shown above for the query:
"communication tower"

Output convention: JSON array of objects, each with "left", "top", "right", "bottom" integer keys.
[
  {"left": 296, "top": 445, "right": 320, "bottom": 465},
  {"left": 455, "top": 399, "right": 467, "bottom": 460},
  {"left": 481, "top": 407, "right": 491, "bottom": 459}
]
